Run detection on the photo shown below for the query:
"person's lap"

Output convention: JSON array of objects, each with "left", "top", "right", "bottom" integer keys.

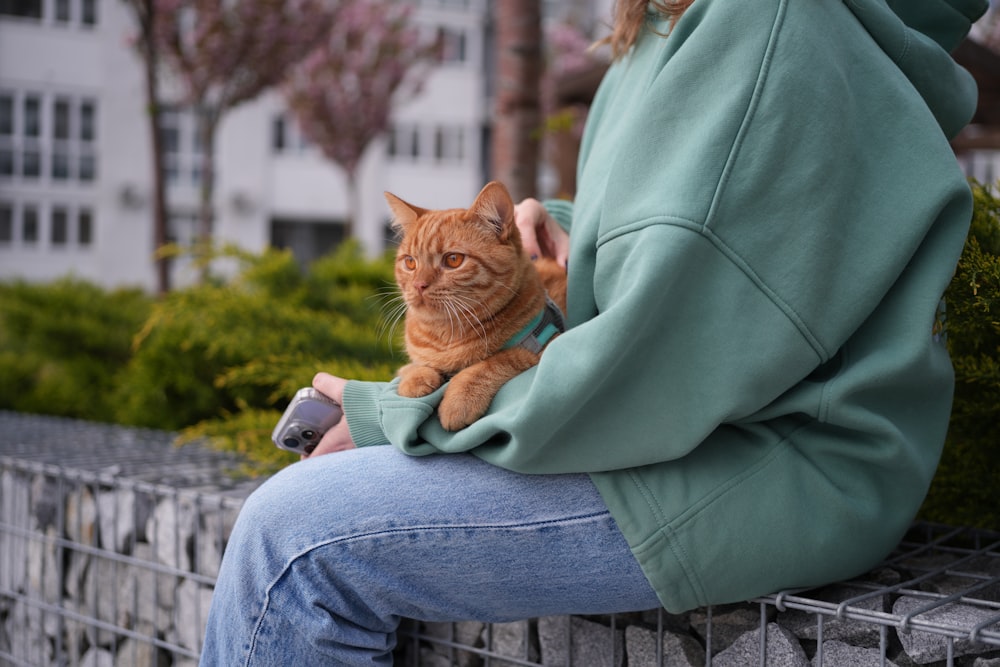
[{"left": 199, "top": 445, "right": 660, "bottom": 666}]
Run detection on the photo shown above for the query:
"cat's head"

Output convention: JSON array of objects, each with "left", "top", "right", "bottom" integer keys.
[{"left": 385, "top": 181, "right": 527, "bottom": 318}]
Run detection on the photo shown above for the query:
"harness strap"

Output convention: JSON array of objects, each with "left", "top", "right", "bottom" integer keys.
[{"left": 503, "top": 297, "right": 566, "bottom": 354}]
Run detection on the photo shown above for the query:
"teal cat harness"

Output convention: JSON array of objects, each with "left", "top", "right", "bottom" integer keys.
[{"left": 503, "top": 298, "right": 565, "bottom": 354}]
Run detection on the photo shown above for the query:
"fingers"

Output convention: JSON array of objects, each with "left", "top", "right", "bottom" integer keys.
[
  {"left": 515, "top": 198, "right": 571, "bottom": 269},
  {"left": 312, "top": 372, "right": 347, "bottom": 404},
  {"left": 301, "top": 419, "right": 356, "bottom": 459},
  {"left": 514, "top": 198, "right": 546, "bottom": 259},
  {"left": 301, "top": 373, "right": 353, "bottom": 459}
]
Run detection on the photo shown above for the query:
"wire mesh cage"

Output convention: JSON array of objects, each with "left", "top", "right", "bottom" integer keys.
[
  {"left": 395, "top": 523, "right": 1000, "bottom": 667},
  {"left": 0, "top": 411, "right": 258, "bottom": 666},
  {"left": 2, "top": 411, "right": 999, "bottom": 666}
]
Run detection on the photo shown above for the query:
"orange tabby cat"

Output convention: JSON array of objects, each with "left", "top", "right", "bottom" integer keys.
[{"left": 385, "top": 181, "right": 567, "bottom": 431}]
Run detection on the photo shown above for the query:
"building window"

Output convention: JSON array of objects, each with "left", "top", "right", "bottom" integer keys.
[
  {"left": 0, "top": 203, "right": 11, "bottom": 243},
  {"left": 23, "top": 94, "right": 41, "bottom": 179},
  {"left": 22, "top": 205, "right": 38, "bottom": 244},
  {"left": 1, "top": 0, "right": 96, "bottom": 24},
  {"left": 80, "top": 0, "right": 94, "bottom": 25},
  {"left": 437, "top": 27, "right": 467, "bottom": 63},
  {"left": 272, "top": 116, "right": 286, "bottom": 151},
  {"left": 53, "top": 97, "right": 70, "bottom": 180},
  {"left": 160, "top": 107, "right": 203, "bottom": 185},
  {"left": 0, "top": 0, "right": 42, "bottom": 19},
  {"left": 51, "top": 207, "right": 68, "bottom": 245},
  {"left": 434, "top": 125, "right": 465, "bottom": 163},
  {"left": 78, "top": 208, "right": 92, "bottom": 245},
  {"left": 388, "top": 124, "right": 421, "bottom": 160},
  {"left": 50, "top": 96, "right": 97, "bottom": 181},
  {"left": 0, "top": 90, "right": 97, "bottom": 184},
  {"left": 271, "top": 113, "right": 313, "bottom": 154},
  {"left": 0, "top": 94, "right": 12, "bottom": 177}
]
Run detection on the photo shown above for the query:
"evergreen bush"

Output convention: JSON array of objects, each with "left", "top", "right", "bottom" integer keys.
[
  {"left": 0, "top": 279, "right": 151, "bottom": 421},
  {"left": 918, "top": 181, "right": 1000, "bottom": 530},
  {"left": 113, "top": 243, "right": 400, "bottom": 432}
]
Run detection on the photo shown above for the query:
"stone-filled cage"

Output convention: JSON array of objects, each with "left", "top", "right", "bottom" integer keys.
[{"left": 2, "top": 411, "right": 1000, "bottom": 666}]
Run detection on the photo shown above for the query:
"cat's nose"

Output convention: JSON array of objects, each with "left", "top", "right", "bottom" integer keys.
[{"left": 415, "top": 281, "right": 428, "bottom": 293}]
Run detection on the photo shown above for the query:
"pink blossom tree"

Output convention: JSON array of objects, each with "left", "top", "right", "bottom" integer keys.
[
  {"left": 282, "top": 0, "right": 440, "bottom": 238},
  {"left": 153, "top": 0, "right": 338, "bottom": 270}
]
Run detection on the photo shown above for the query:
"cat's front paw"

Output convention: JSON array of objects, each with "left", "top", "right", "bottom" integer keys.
[
  {"left": 437, "top": 376, "right": 492, "bottom": 431},
  {"left": 397, "top": 364, "right": 444, "bottom": 398},
  {"left": 438, "top": 392, "right": 487, "bottom": 431}
]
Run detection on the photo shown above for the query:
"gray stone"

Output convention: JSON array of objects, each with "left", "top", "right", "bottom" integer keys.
[
  {"left": 148, "top": 496, "right": 198, "bottom": 573},
  {"left": 712, "top": 623, "right": 809, "bottom": 667},
  {"left": 81, "top": 647, "right": 114, "bottom": 667},
  {"left": 0, "top": 469, "right": 31, "bottom": 594},
  {"left": 420, "top": 621, "right": 485, "bottom": 667},
  {"left": 625, "top": 624, "right": 705, "bottom": 667},
  {"left": 27, "top": 522, "right": 61, "bottom": 602},
  {"left": 894, "top": 596, "right": 1000, "bottom": 664},
  {"left": 690, "top": 604, "right": 763, "bottom": 654},
  {"left": 3, "top": 598, "right": 54, "bottom": 664},
  {"left": 116, "top": 627, "right": 171, "bottom": 666},
  {"left": 813, "top": 640, "right": 899, "bottom": 666},
  {"left": 485, "top": 619, "right": 538, "bottom": 665},
  {"left": 194, "top": 502, "right": 241, "bottom": 578},
  {"left": 781, "top": 585, "right": 887, "bottom": 649},
  {"left": 172, "top": 578, "right": 215, "bottom": 653},
  {"left": 539, "top": 615, "right": 624, "bottom": 666},
  {"left": 98, "top": 487, "right": 153, "bottom": 553},
  {"left": 66, "top": 484, "right": 99, "bottom": 545}
]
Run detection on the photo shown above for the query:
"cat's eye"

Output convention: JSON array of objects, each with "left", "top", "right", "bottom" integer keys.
[
  {"left": 443, "top": 253, "right": 465, "bottom": 269},
  {"left": 402, "top": 256, "right": 417, "bottom": 270}
]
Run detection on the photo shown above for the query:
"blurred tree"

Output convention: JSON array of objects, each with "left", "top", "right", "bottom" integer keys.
[
  {"left": 282, "top": 0, "right": 439, "bottom": 239},
  {"left": 492, "top": 0, "right": 543, "bottom": 201},
  {"left": 153, "top": 0, "right": 337, "bottom": 277},
  {"left": 123, "top": 0, "right": 172, "bottom": 294}
]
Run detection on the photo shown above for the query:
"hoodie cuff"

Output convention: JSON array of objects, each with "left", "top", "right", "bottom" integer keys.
[
  {"left": 542, "top": 198, "right": 574, "bottom": 232},
  {"left": 343, "top": 380, "right": 391, "bottom": 448}
]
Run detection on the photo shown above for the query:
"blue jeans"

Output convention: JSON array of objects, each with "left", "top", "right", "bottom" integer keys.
[{"left": 199, "top": 446, "right": 661, "bottom": 666}]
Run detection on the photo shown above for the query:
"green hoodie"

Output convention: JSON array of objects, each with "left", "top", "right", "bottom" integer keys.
[{"left": 343, "top": 0, "right": 987, "bottom": 612}]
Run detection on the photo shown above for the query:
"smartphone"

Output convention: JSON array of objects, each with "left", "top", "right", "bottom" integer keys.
[{"left": 271, "top": 387, "right": 343, "bottom": 454}]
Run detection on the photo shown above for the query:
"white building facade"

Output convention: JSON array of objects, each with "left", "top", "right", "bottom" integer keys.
[{"left": 0, "top": 0, "right": 520, "bottom": 290}]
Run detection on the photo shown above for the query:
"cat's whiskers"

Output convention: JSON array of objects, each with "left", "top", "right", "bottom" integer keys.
[
  {"left": 374, "top": 287, "right": 409, "bottom": 350},
  {"left": 447, "top": 293, "right": 490, "bottom": 355}
]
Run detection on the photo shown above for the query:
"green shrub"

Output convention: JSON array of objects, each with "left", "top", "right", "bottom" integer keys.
[
  {"left": 0, "top": 279, "right": 151, "bottom": 421},
  {"left": 919, "top": 181, "right": 1000, "bottom": 530},
  {"left": 114, "top": 244, "right": 401, "bottom": 432}
]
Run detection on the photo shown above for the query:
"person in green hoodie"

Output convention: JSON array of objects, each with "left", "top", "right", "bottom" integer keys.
[{"left": 199, "top": 0, "right": 987, "bottom": 663}]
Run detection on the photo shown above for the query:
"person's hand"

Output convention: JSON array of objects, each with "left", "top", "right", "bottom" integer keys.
[
  {"left": 303, "top": 372, "right": 356, "bottom": 459},
  {"left": 514, "top": 198, "right": 570, "bottom": 269}
]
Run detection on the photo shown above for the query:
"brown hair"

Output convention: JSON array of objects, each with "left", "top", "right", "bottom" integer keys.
[{"left": 600, "top": 0, "right": 695, "bottom": 59}]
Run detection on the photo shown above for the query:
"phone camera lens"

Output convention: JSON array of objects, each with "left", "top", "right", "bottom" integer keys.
[
  {"left": 301, "top": 430, "right": 316, "bottom": 440},
  {"left": 283, "top": 437, "right": 300, "bottom": 449}
]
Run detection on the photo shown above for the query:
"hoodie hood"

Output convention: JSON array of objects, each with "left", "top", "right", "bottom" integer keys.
[{"left": 846, "top": 0, "right": 988, "bottom": 138}]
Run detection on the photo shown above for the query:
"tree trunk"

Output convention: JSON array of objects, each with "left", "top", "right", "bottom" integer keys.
[
  {"left": 195, "top": 110, "right": 218, "bottom": 282},
  {"left": 141, "top": 0, "right": 171, "bottom": 295},
  {"left": 491, "top": 1, "right": 542, "bottom": 202},
  {"left": 344, "top": 170, "right": 357, "bottom": 242}
]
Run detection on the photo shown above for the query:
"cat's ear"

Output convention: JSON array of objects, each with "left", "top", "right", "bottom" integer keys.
[
  {"left": 384, "top": 192, "right": 426, "bottom": 231},
  {"left": 470, "top": 181, "right": 516, "bottom": 240}
]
